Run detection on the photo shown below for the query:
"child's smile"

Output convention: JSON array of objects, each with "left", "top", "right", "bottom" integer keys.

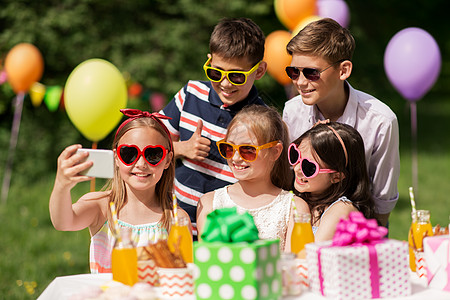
[
  {"left": 208, "top": 55, "right": 258, "bottom": 107},
  {"left": 232, "top": 162, "right": 249, "bottom": 171}
]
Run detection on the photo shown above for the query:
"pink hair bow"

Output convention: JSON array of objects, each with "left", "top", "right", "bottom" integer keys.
[
  {"left": 115, "top": 109, "right": 173, "bottom": 150},
  {"left": 332, "top": 211, "right": 388, "bottom": 246}
]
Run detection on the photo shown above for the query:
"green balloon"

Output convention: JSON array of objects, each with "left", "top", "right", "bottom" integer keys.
[{"left": 44, "top": 86, "right": 62, "bottom": 112}]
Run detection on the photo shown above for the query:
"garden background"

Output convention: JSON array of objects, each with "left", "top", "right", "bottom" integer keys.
[{"left": 0, "top": 0, "right": 449, "bottom": 298}]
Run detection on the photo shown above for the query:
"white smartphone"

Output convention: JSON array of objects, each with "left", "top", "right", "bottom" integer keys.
[{"left": 76, "top": 148, "right": 114, "bottom": 178}]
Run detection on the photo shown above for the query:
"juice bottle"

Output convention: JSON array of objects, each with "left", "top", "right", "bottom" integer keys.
[
  {"left": 408, "top": 210, "right": 433, "bottom": 272},
  {"left": 111, "top": 227, "right": 138, "bottom": 285},
  {"left": 291, "top": 212, "right": 314, "bottom": 257},
  {"left": 407, "top": 211, "right": 418, "bottom": 272},
  {"left": 168, "top": 216, "right": 193, "bottom": 263}
]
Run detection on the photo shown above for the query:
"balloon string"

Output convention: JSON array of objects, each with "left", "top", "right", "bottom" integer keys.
[
  {"left": 1, "top": 93, "right": 25, "bottom": 203},
  {"left": 410, "top": 102, "right": 418, "bottom": 199},
  {"left": 90, "top": 142, "right": 98, "bottom": 192}
]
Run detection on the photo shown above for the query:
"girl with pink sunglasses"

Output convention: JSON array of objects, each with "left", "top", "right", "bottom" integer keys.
[{"left": 289, "top": 121, "right": 376, "bottom": 242}]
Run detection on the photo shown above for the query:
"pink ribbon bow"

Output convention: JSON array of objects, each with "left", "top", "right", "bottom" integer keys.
[
  {"left": 115, "top": 109, "right": 173, "bottom": 150},
  {"left": 332, "top": 211, "right": 388, "bottom": 246}
]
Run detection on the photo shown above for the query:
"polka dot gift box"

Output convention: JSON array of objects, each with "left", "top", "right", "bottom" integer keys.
[
  {"left": 194, "top": 207, "right": 282, "bottom": 300},
  {"left": 306, "top": 212, "right": 411, "bottom": 300}
]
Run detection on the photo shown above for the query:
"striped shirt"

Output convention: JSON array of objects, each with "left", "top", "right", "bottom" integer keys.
[{"left": 161, "top": 80, "right": 266, "bottom": 235}]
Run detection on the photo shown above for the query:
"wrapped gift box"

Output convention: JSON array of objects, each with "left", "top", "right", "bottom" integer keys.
[
  {"left": 424, "top": 235, "right": 450, "bottom": 291},
  {"left": 194, "top": 239, "right": 282, "bottom": 300},
  {"left": 137, "top": 260, "right": 158, "bottom": 286},
  {"left": 306, "top": 239, "right": 411, "bottom": 299},
  {"left": 304, "top": 212, "right": 412, "bottom": 300}
]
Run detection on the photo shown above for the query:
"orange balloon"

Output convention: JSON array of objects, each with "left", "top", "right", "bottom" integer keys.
[
  {"left": 275, "top": 0, "right": 317, "bottom": 31},
  {"left": 264, "top": 30, "right": 293, "bottom": 86},
  {"left": 4, "top": 43, "right": 44, "bottom": 93},
  {"left": 291, "top": 15, "right": 322, "bottom": 37}
]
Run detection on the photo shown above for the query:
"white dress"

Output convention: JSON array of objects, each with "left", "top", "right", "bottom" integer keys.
[{"left": 212, "top": 186, "right": 292, "bottom": 250}]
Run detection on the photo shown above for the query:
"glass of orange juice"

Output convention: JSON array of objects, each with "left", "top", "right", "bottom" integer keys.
[
  {"left": 168, "top": 216, "right": 193, "bottom": 263},
  {"left": 408, "top": 210, "right": 433, "bottom": 272},
  {"left": 112, "top": 227, "right": 138, "bottom": 286},
  {"left": 291, "top": 212, "right": 314, "bottom": 257}
]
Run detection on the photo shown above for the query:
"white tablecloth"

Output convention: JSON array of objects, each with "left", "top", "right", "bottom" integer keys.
[{"left": 38, "top": 273, "right": 450, "bottom": 300}]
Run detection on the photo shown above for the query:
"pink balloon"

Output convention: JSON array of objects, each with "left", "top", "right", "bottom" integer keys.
[
  {"left": 317, "top": 0, "right": 350, "bottom": 28},
  {"left": 150, "top": 92, "right": 166, "bottom": 112},
  {"left": 384, "top": 27, "right": 441, "bottom": 102}
]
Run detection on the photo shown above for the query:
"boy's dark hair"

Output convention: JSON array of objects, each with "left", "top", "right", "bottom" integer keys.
[
  {"left": 287, "top": 18, "right": 355, "bottom": 63},
  {"left": 293, "top": 122, "right": 376, "bottom": 223},
  {"left": 209, "top": 17, "right": 265, "bottom": 66}
]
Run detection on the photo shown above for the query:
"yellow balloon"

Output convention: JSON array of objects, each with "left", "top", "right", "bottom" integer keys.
[
  {"left": 292, "top": 16, "right": 323, "bottom": 37},
  {"left": 29, "top": 82, "right": 46, "bottom": 107},
  {"left": 64, "top": 59, "right": 127, "bottom": 142}
]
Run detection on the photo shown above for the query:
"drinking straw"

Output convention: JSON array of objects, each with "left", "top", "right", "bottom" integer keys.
[
  {"left": 409, "top": 186, "right": 416, "bottom": 215},
  {"left": 290, "top": 191, "right": 299, "bottom": 221},
  {"left": 172, "top": 194, "right": 178, "bottom": 226},
  {"left": 109, "top": 201, "right": 121, "bottom": 241}
]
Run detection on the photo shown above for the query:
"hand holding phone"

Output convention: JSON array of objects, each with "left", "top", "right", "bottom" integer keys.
[{"left": 76, "top": 149, "right": 114, "bottom": 178}]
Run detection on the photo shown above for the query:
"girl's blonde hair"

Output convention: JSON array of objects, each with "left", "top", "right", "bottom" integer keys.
[
  {"left": 105, "top": 117, "right": 175, "bottom": 232},
  {"left": 225, "top": 105, "right": 292, "bottom": 190}
]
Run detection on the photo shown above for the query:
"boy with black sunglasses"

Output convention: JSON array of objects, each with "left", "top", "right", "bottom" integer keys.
[
  {"left": 282, "top": 18, "right": 399, "bottom": 228},
  {"left": 160, "top": 17, "right": 267, "bottom": 238}
]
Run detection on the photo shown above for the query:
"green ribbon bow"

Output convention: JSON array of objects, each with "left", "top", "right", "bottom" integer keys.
[{"left": 201, "top": 207, "right": 259, "bottom": 243}]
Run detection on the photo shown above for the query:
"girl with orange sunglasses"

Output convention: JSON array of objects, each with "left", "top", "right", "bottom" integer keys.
[{"left": 196, "top": 105, "right": 309, "bottom": 251}]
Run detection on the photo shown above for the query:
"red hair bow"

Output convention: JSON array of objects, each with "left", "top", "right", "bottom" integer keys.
[
  {"left": 115, "top": 109, "right": 173, "bottom": 150},
  {"left": 120, "top": 109, "right": 171, "bottom": 121}
]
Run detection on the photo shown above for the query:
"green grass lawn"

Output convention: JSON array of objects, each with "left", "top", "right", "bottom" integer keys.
[
  {"left": 0, "top": 179, "right": 93, "bottom": 299},
  {"left": 0, "top": 95, "right": 449, "bottom": 299}
]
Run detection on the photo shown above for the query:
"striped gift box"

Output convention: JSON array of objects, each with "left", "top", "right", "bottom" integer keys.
[
  {"left": 415, "top": 251, "right": 427, "bottom": 279},
  {"left": 157, "top": 267, "right": 194, "bottom": 298},
  {"left": 295, "top": 258, "right": 309, "bottom": 288},
  {"left": 137, "top": 260, "right": 158, "bottom": 286}
]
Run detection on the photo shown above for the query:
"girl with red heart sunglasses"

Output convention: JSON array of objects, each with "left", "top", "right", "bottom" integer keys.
[{"left": 49, "top": 109, "right": 191, "bottom": 274}]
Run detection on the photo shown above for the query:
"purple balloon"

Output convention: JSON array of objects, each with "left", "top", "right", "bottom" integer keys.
[
  {"left": 384, "top": 27, "right": 441, "bottom": 102},
  {"left": 317, "top": 0, "right": 350, "bottom": 28}
]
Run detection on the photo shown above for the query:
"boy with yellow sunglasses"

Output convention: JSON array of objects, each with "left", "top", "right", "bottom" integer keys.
[{"left": 160, "top": 18, "right": 267, "bottom": 239}]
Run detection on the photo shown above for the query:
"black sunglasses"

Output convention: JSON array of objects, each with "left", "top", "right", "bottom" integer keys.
[{"left": 285, "top": 59, "right": 346, "bottom": 81}]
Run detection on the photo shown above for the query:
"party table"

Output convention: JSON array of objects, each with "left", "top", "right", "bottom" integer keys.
[{"left": 38, "top": 272, "right": 450, "bottom": 300}]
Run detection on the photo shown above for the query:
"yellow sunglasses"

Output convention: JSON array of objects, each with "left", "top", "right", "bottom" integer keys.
[
  {"left": 203, "top": 57, "right": 261, "bottom": 86},
  {"left": 216, "top": 139, "right": 278, "bottom": 162}
]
